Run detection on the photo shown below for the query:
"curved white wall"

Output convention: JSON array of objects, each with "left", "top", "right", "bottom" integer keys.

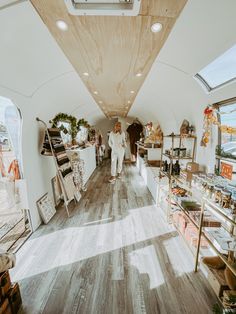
[{"left": 0, "top": 0, "right": 236, "bottom": 229}]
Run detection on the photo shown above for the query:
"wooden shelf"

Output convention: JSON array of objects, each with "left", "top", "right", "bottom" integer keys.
[
  {"left": 164, "top": 134, "right": 196, "bottom": 139},
  {"left": 215, "top": 155, "right": 236, "bottom": 164},
  {"left": 162, "top": 153, "right": 193, "bottom": 160}
]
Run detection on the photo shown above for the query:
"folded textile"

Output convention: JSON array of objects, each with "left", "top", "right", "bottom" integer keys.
[{"left": 0, "top": 250, "right": 16, "bottom": 272}]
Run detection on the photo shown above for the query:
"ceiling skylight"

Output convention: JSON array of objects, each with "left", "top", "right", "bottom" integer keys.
[{"left": 195, "top": 44, "right": 236, "bottom": 92}]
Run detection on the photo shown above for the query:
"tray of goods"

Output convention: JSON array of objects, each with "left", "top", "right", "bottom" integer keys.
[{"left": 172, "top": 186, "right": 187, "bottom": 197}]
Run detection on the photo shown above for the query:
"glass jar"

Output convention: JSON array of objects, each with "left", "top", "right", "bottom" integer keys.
[
  {"left": 192, "top": 174, "right": 198, "bottom": 187},
  {"left": 206, "top": 183, "right": 214, "bottom": 199},
  {"left": 231, "top": 194, "right": 236, "bottom": 213},
  {"left": 201, "top": 179, "right": 208, "bottom": 193},
  {"left": 179, "top": 148, "right": 187, "bottom": 158},
  {"left": 220, "top": 189, "right": 232, "bottom": 209},
  {"left": 214, "top": 185, "right": 223, "bottom": 204}
]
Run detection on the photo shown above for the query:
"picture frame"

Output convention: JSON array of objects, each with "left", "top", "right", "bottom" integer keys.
[
  {"left": 36, "top": 193, "right": 56, "bottom": 224},
  {"left": 51, "top": 176, "right": 62, "bottom": 207}
]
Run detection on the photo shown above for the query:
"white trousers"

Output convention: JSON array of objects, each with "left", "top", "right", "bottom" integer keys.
[{"left": 111, "top": 149, "right": 125, "bottom": 177}]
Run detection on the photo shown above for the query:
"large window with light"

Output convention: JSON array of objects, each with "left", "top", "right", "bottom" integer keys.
[
  {"left": 195, "top": 44, "right": 236, "bottom": 92},
  {"left": 215, "top": 98, "right": 236, "bottom": 180}
]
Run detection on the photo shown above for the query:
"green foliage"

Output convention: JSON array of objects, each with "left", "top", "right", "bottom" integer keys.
[
  {"left": 51, "top": 113, "right": 78, "bottom": 140},
  {"left": 216, "top": 145, "right": 236, "bottom": 161},
  {"left": 212, "top": 304, "right": 223, "bottom": 314},
  {"left": 77, "top": 119, "right": 90, "bottom": 130}
]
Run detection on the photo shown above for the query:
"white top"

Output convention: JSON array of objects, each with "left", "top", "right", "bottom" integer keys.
[{"left": 108, "top": 131, "right": 127, "bottom": 153}]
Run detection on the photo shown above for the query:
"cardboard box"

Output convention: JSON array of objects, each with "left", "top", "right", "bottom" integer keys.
[
  {"left": 0, "top": 298, "right": 12, "bottom": 314},
  {"left": 0, "top": 272, "right": 11, "bottom": 300},
  {"left": 7, "top": 283, "right": 22, "bottom": 314}
]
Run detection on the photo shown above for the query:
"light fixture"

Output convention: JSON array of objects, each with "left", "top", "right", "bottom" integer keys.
[
  {"left": 136, "top": 73, "right": 142, "bottom": 77},
  {"left": 94, "top": 91, "right": 98, "bottom": 95},
  {"left": 128, "top": 100, "right": 131, "bottom": 104},
  {"left": 99, "top": 100, "right": 103, "bottom": 104},
  {"left": 151, "top": 23, "right": 162, "bottom": 33},
  {"left": 130, "top": 91, "right": 135, "bottom": 94},
  {"left": 83, "top": 72, "right": 89, "bottom": 76},
  {"left": 56, "top": 20, "right": 68, "bottom": 31}
]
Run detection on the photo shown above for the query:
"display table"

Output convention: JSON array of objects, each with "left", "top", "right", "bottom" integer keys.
[
  {"left": 66, "top": 146, "right": 96, "bottom": 184},
  {"left": 136, "top": 142, "right": 161, "bottom": 161},
  {"left": 136, "top": 153, "right": 159, "bottom": 202}
]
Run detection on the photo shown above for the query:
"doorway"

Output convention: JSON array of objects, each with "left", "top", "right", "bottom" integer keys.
[{"left": 0, "top": 96, "right": 32, "bottom": 252}]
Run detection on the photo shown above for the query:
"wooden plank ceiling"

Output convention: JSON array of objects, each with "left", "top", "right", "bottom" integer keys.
[{"left": 30, "top": 0, "right": 187, "bottom": 118}]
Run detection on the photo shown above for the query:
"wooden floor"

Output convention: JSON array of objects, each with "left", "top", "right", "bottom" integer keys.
[{"left": 10, "top": 161, "right": 218, "bottom": 314}]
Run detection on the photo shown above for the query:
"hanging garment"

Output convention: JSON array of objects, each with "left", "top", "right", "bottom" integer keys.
[
  {"left": 8, "top": 159, "right": 21, "bottom": 180},
  {"left": 71, "top": 157, "right": 86, "bottom": 191},
  {"left": 127, "top": 123, "right": 143, "bottom": 155}
]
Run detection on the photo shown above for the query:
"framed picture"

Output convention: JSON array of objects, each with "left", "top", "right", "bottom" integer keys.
[
  {"left": 51, "top": 176, "right": 62, "bottom": 207},
  {"left": 37, "top": 193, "right": 56, "bottom": 224}
]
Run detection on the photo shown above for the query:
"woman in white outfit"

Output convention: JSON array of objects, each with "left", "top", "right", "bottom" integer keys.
[{"left": 108, "top": 122, "right": 127, "bottom": 183}]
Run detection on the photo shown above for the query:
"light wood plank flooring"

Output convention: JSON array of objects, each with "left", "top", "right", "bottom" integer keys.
[{"left": 10, "top": 161, "right": 218, "bottom": 314}]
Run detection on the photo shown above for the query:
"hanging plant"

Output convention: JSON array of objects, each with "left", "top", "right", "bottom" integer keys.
[
  {"left": 50, "top": 113, "right": 78, "bottom": 140},
  {"left": 201, "top": 105, "right": 236, "bottom": 147}
]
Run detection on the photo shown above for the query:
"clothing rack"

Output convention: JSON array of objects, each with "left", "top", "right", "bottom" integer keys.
[{"left": 36, "top": 117, "right": 78, "bottom": 217}]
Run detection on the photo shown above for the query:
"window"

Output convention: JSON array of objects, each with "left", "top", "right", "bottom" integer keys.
[
  {"left": 195, "top": 44, "right": 236, "bottom": 92},
  {"left": 215, "top": 98, "right": 236, "bottom": 181}
]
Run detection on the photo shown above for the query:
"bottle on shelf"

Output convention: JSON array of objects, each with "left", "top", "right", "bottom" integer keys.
[{"left": 163, "top": 160, "right": 168, "bottom": 172}]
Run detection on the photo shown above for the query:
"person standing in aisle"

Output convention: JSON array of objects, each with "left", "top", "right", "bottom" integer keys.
[{"left": 108, "top": 122, "right": 127, "bottom": 183}]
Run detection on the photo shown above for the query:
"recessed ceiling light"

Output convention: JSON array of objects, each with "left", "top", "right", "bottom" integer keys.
[
  {"left": 83, "top": 72, "right": 89, "bottom": 76},
  {"left": 99, "top": 101, "right": 103, "bottom": 104},
  {"left": 94, "top": 91, "right": 98, "bottom": 94},
  {"left": 128, "top": 100, "right": 131, "bottom": 104},
  {"left": 151, "top": 23, "right": 162, "bottom": 33},
  {"left": 136, "top": 73, "right": 142, "bottom": 77},
  {"left": 56, "top": 20, "right": 68, "bottom": 31},
  {"left": 130, "top": 91, "right": 135, "bottom": 94}
]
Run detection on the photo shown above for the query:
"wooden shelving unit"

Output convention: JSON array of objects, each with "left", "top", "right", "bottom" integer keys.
[
  {"left": 157, "top": 133, "right": 197, "bottom": 221},
  {"left": 157, "top": 133, "right": 236, "bottom": 309}
]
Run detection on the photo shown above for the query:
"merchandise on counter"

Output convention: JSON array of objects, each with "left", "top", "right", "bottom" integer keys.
[
  {"left": 225, "top": 267, "right": 236, "bottom": 290},
  {"left": 205, "top": 228, "right": 236, "bottom": 252},
  {"left": 221, "top": 189, "right": 232, "bottom": 209},
  {"left": 214, "top": 185, "right": 223, "bottom": 204},
  {"left": 172, "top": 160, "right": 180, "bottom": 175},
  {"left": 231, "top": 195, "right": 236, "bottom": 212},
  {"left": 172, "top": 186, "right": 187, "bottom": 197},
  {"left": 223, "top": 290, "right": 236, "bottom": 308},
  {"left": 0, "top": 271, "right": 11, "bottom": 300},
  {"left": 179, "top": 148, "right": 187, "bottom": 157},
  {"left": 0, "top": 298, "right": 11, "bottom": 314},
  {"left": 189, "top": 211, "right": 221, "bottom": 227},
  {"left": 184, "top": 223, "right": 208, "bottom": 248},
  {"left": 163, "top": 160, "right": 168, "bottom": 172},
  {"left": 180, "top": 200, "right": 201, "bottom": 211},
  {"left": 7, "top": 283, "right": 22, "bottom": 314},
  {"left": 0, "top": 252, "right": 16, "bottom": 273}
]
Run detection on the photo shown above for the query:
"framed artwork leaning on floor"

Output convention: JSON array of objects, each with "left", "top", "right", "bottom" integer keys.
[{"left": 36, "top": 193, "right": 56, "bottom": 224}]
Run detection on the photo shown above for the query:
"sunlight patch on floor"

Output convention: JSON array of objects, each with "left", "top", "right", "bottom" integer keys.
[{"left": 11, "top": 205, "right": 172, "bottom": 281}]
